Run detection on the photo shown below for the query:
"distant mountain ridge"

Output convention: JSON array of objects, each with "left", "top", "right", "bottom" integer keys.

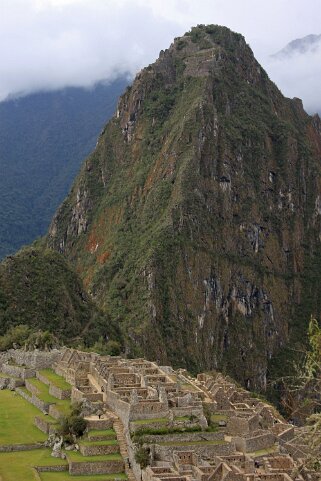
[
  {"left": 0, "top": 78, "right": 128, "bottom": 259},
  {"left": 272, "top": 33, "right": 321, "bottom": 59}
]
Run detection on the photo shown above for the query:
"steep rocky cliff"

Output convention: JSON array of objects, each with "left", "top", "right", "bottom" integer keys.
[{"left": 43, "top": 25, "right": 321, "bottom": 388}]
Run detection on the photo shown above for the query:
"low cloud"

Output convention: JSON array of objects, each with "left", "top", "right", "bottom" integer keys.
[
  {"left": 1, "top": 0, "right": 320, "bottom": 114},
  {"left": 264, "top": 44, "right": 321, "bottom": 115}
]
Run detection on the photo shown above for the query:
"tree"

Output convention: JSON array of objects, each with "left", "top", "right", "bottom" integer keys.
[{"left": 276, "top": 316, "right": 321, "bottom": 422}]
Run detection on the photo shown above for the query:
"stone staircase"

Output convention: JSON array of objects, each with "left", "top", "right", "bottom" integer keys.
[
  {"left": 86, "top": 375, "right": 137, "bottom": 481},
  {"left": 113, "top": 418, "right": 137, "bottom": 481}
]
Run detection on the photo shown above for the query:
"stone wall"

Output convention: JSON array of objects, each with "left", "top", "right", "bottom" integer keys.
[
  {"left": 49, "top": 384, "right": 71, "bottom": 400},
  {"left": 86, "top": 418, "right": 114, "bottom": 430},
  {"left": 71, "top": 386, "right": 85, "bottom": 403},
  {"left": 48, "top": 404, "right": 64, "bottom": 420},
  {"left": 84, "top": 392, "right": 103, "bottom": 402},
  {"left": 227, "top": 415, "right": 260, "bottom": 435},
  {"left": 68, "top": 459, "right": 124, "bottom": 475},
  {"left": 172, "top": 407, "right": 204, "bottom": 418},
  {"left": 7, "top": 349, "right": 61, "bottom": 369},
  {"left": 0, "top": 443, "right": 43, "bottom": 452},
  {"left": 272, "top": 425, "right": 294, "bottom": 442},
  {"left": 79, "top": 443, "right": 120, "bottom": 456},
  {"left": 34, "top": 415, "right": 57, "bottom": 435},
  {"left": 16, "top": 387, "right": 51, "bottom": 413},
  {"left": 2, "top": 364, "right": 35, "bottom": 379},
  {"left": 155, "top": 441, "right": 235, "bottom": 459},
  {"left": 143, "top": 432, "right": 225, "bottom": 444},
  {"left": 36, "top": 465, "right": 68, "bottom": 472},
  {"left": 0, "top": 351, "right": 10, "bottom": 368},
  {"left": 106, "top": 389, "right": 130, "bottom": 425},
  {"left": 234, "top": 432, "right": 276, "bottom": 453},
  {"left": 129, "top": 401, "right": 168, "bottom": 421}
]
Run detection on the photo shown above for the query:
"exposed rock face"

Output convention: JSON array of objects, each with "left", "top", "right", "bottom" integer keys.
[{"left": 47, "top": 25, "right": 321, "bottom": 389}]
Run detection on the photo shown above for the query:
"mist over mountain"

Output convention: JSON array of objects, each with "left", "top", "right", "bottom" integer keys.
[
  {"left": 0, "top": 77, "right": 128, "bottom": 259},
  {"left": 265, "top": 33, "right": 321, "bottom": 116},
  {"left": 272, "top": 33, "right": 321, "bottom": 59}
]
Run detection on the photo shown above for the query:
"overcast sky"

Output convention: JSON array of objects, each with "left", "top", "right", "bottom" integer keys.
[{"left": 1, "top": 0, "right": 320, "bottom": 113}]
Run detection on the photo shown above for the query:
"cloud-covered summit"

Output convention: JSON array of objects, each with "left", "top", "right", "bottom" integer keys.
[{"left": 1, "top": 0, "right": 320, "bottom": 114}]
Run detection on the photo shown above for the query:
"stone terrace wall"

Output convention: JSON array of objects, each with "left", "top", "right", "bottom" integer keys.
[
  {"left": 36, "top": 465, "right": 68, "bottom": 472},
  {"left": 8, "top": 349, "right": 62, "bottom": 369},
  {"left": 2, "top": 364, "right": 35, "bottom": 379},
  {"left": 155, "top": 441, "right": 235, "bottom": 459},
  {"left": 0, "top": 443, "right": 44, "bottom": 452},
  {"left": 79, "top": 443, "right": 120, "bottom": 456},
  {"left": 86, "top": 418, "right": 114, "bottom": 430},
  {"left": 234, "top": 432, "right": 276, "bottom": 453},
  {"left": 49, "top": 384, "right": 71, "bottom": 400},
  {"left": 68, "top": 459, "right": 124, "bottom": 475},
  {"left": 143, "top": 432, "right": 225, "bottom": 444},
  {"left": 71, "top": 386, "right": 85, "bottom": 403},
  {"left": 0, "top": 351, "right": 10, "bottom": 367},
  {"left": 129, "top": 401, "right": 168, "bottom": 421},
  {"left": 16, "top": 387, "right": 51, "bottom": 412},
  {"left": 34, "top": 415, "right": 57, "bottom": 435},
  {"left": 106, "top": 389, "right": 130, "bottom": 425}
]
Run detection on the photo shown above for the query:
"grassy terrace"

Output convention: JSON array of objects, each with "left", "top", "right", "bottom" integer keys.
[
  {"left": 0, "top": 373, "right": 19, "bottom": 380},
  {"left": 24, "top": 378, "right": 71, "bottom": 414},
  {"left": 211, "top": 414, "right": 227, "bottom": 422},
  {"left": 158, "top": 440, "right": 226, "bottom": 446},
  {"left": 36, "top": 412, "right": 59, "bottom": 426},
  {"left": 0, "top": 390, "right": 47, "bottom": 445},
  {"left": 248, "top": 445, "right": 278, "bottom": 457},
  {"left": 39, "top": 473, "right": 127, "bottom": 481},
  {"left": 81, "top": 439, "right": 119, "bottom": 446},
  {"left": 38, "top": 369, "right": 71, "bottom": 390},
  {"left": 181, "top": 383, "right": 198, "bottom": 392},
  {"left": 66, "top": 451, "right": 122, "bottom": 462},
  {"left": 88, "top": 429, "right": 117, "bottom": 439},
  {"left": 0, "top": 448, "right": 67, "bottom": 481},
  {"left": 131, "top": 416, "right": 189, "bottom": 425}
]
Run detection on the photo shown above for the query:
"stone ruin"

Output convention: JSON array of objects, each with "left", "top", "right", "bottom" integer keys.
[{"left": 0, "top": 347, "right": 318, "bottom": 481}]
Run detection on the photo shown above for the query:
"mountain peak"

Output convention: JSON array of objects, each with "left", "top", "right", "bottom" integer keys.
[{"left": 272, "top": 33, "right": 321, "bottom": 59}]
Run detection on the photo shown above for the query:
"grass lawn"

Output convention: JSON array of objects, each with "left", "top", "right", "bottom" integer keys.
[
  {"left": 248, "top": 445, "right": 278, "bottom": 457},
  {"left": 131, "top": 417, "right": 168, "bottom": 425},
  {"left": 158, "top": 440, "right": 226, "bottom": 446},
  {"left": 211, "top": 414, "right": 227, "bottom": 422},
  {"left": 181, "top": 383, "right": 198, "bottom": 392},
  {"left": 27, "top": 378, "right": 59, "bottom": 403},
  {"left": 0, "top": 449, "right": 67, "bottom": 481},
  {"left": 66, "top": 451, "right": 122, "bottom": 462},
  {"left": 0, "top": 390, "right": 47, "bottom": 445},
  {"left": 88, "top": 429, "right": 117, "bottom": 439},
  {"left": 38, "top": 370, "right": 71, "bottom": 390},
  {"left": 39, "top": 473, "right": 127, "bottom": 481}
]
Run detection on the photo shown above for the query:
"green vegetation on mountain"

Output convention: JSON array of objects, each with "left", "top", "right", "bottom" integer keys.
[
  {"left": 0, "top": 78, "right": 128, "bottom": 259},
  {"left": 46, "top": 25, "right": 321, "bottom": 391},
  {"left": 1, "top": 25, "right": 321, "bottom": 396},
  {"left": 0, "top": 246, "right": 117, "bottom": 343}
]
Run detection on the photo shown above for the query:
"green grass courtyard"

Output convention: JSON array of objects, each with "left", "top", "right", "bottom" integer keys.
[{"left": 0, "top": 389, "right": 47, "bottom": 445}]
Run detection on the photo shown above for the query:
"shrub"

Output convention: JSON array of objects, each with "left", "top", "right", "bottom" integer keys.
[
  {"left": 59, "top": 404, "right": 88, "bottom": 439},
  {"left": 134, "top": 446, "right": 150, "bottom": 469}
]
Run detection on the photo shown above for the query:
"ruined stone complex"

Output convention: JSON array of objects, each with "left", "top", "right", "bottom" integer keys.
[{"left": 0, "top": 348, "right": 318, "bottom": 480}]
